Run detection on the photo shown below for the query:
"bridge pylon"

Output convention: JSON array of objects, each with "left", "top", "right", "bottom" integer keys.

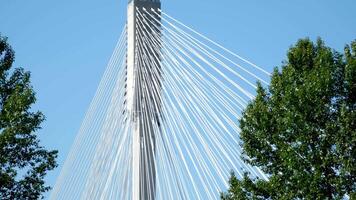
[{"left": 126, "top": 0, "right": 161, "bottom": 200}]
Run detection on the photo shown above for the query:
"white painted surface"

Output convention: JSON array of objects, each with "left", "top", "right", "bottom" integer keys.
[{"left": 127, "top": 2, "right": 140, "bottom": 200}]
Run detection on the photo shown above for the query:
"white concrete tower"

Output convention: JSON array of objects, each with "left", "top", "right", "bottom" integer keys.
[{"left": 126, "top": 0, "right": 161, "bottom": 200}]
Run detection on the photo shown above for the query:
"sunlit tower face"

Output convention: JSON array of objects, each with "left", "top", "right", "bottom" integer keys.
[{"left": 126, "top": 0, "right": 161, "bottom": 199}]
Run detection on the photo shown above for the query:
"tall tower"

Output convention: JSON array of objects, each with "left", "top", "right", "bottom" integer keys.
[{"left": 127, "top": 0, "right": 161, "bottom": 200}]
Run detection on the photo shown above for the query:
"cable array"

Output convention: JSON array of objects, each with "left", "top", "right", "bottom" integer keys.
[{"left": 51, "top": 8, "right": 270, "bottom": 200}]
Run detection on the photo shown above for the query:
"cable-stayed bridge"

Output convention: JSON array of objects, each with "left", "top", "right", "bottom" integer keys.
[{"left": 51, "top": 0, "right": 270, "bottom": 199}]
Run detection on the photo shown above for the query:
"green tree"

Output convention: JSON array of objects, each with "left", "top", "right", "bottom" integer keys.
[
  {"left": 221, "top": 38, "right": 356, "bottom": 200},
  {"left": 0, "top": 35, "right": 58, "bottom": 199}
]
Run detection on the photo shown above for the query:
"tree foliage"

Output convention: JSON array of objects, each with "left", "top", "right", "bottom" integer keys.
[
  {"left": 0, "top": 35, "right": 58, "bottom": 199},
  {"left": 221, "top": 38, "right": 356, "bottom": 200}
]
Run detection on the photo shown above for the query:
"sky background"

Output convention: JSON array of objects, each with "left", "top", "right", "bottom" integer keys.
[{"left": 1, "top": 0, "right": 356, "bottom": 198}]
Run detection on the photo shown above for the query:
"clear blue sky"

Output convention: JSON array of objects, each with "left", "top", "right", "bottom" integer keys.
[{"left": 1, "top": 0, "right": 356, "bottom": 198}]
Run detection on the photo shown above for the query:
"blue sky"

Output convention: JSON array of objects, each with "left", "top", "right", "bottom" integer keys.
[{"left": 1, "top": 0, "right": 356, "bottom": 198}]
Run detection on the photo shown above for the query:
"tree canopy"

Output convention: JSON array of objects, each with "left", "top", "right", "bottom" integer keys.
[
  {"left": 221, "top": 38, "right": 356, "bottom": 200},
  {"left": 0, "top": 35, "right": 58, "bottom": 199}
]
